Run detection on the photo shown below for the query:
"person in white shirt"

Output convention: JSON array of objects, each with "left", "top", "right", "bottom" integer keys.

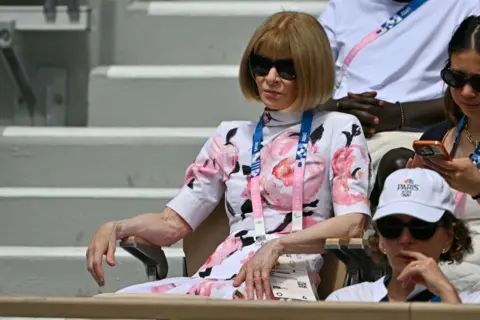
[
  {"left": 327, "top": 168, "right": 480, "bottom": 303},
  {"left": 319, "top": 0, "right": 480, "bottom": 177}
]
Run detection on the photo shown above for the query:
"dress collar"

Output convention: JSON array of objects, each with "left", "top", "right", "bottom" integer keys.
[{"left": 261, "top": 109, "right": 304, "bottom": 127}]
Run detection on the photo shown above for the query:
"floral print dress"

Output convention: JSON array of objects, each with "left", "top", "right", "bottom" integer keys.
[{"left": 117, "top": 110, "right": 372, "bottom": 299}]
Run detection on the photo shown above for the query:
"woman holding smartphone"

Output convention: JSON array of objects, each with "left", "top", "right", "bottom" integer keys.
[{"left": 409, "top": 16, "right": 480, "bottom": 292}]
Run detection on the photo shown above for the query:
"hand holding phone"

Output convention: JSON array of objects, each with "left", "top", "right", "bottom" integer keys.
[{"left": 412, "top": 140, "right": 451, "bottom": 161}]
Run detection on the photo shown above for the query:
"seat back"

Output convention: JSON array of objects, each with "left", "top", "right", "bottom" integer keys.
[{"left": 182, "top": 199, "right": 346, "bottom": 299}]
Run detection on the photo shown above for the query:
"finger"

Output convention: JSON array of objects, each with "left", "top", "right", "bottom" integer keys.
[
  {"left": 428, "top": 158, "right": 456, "bottom": 171},
  {"left": 399, "top": 250, "right": 428, "bottom": 261},
  {"left": 424, "top": 160, "right": 453, "bottom": 177},
  {"left": 337, "top": 101, "right": 381, "bottom": 122},
  {"left": 92, "top": 247, "right": 106, "bottom": 286},
  {"left": 348, "top": 91, "right": 377, "bottom": 98},
  {"left": 346, "top": 109, "right": 379, "bottom": 126},
  {"left": 245, "top": 267, "right": 255, "bottom": 300},
  {"left": 406, "top": 158, "right": 413, "bottom": 169},
  {"left": 253, "top": 270, "right": 264, "bottom": 300},
  {"left": 106, "top": 235, "right": 116, "bottom": 267},
  {"left": 261, "top": 269, "right": 273, "bottom": 300},
  {"left": 233, "top": 266, "right": 246, "bottom": 287},
  {"left": 362, "top": 126, "right": 375, "bottom": 138}
]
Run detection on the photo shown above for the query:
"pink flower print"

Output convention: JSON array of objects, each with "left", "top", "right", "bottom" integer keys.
[
  {"left": 183, "top": 159, "right": 219, "bottom": 188},
  {"left": 208, "top": 130, "right": 239, "bottom": 180},
  {"left": 186, "top": 280, "right": 227, "bottom": 296},
  {"left": 150, "top": 283, "right": 177, "bottom": 293},
  {"left": 240, "top": 251, "right": 256, "bottom": 265},
  {"left": 198, "top": 235, "right": 243, "bottom": 271},
  {"left": 308, "top": 271, "right": 321, "bottom": 288},
  {"left": 331, "top": 146, "right": 369, "bottom": 206},
  {"left": 259, "top": 130, "right": 326, "bottom": 211}
]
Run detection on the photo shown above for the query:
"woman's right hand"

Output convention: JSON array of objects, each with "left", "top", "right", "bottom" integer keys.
[
  {"left": 86, "top": 221, "right": 119, "bottom": 286},
  {"left": 406, "top": 154, "right": 425, "bottom": 169}
]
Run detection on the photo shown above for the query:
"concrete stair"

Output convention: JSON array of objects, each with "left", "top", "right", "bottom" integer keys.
[{"left": 113, "top": 1, "right": 326, "bottom": 65}]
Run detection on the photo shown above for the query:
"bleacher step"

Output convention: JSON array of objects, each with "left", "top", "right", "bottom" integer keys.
[
  {"left": 114, "top": 1, "right": 326, "bottom": 65},
  {"left": 0, "top": 187, "right": 185, "bottom": 247},
  {"left": 88, "top": 66, "right": 261, "bottom": 126},
  {"left": 0, "top": 246, "right": 183, "bottom": 296},
  {"left": 0, "top": 126, "right": 212, "bottom": 188}
]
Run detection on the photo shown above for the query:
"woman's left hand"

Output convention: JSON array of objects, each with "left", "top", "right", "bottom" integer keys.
[
  {"left": 424, "top": 157, "right": 480, "bottom": 196},
  {"left": 232, "top": 239, "right": 283, "bottom": 300},
  {"left": 397, "top": 250, "right": 460, "bottom": 302}
]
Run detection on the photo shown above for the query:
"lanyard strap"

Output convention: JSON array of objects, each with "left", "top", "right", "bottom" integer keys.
[
  {"left": 336, "top": 0, "right": 428, "bottom": 88},
  {"left": 250, "top": 110, "right": 313, "bottom": 243}
]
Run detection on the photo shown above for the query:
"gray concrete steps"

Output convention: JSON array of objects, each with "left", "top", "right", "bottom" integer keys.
[
  {"left": 0, "top": 127, "right": 212, "bottom": 188},
  {"left": 0, "top": 246, "right": 183, "bottom": 296},
  {"left": 114, "top": 1, "right": 326, "bottom": 65},
  {"left": 88, "top": 66, "right": 262, "bottom": 126},
  {"left": 0, "top": 187, "right": 184, "bottom": 247}
]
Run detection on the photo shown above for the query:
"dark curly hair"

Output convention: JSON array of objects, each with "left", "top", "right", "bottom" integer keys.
[{"left": 369, "top": 211, "right": 473, "bottom": 265}]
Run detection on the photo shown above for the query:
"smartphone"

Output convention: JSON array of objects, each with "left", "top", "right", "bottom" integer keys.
[{"left": 412, "top": 140, "right": 451, "bottom": 161}]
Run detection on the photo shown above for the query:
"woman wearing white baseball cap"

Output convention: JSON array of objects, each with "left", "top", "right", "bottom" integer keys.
[{"left": 327, "top": 168, "right": 480, "bottom": 303}]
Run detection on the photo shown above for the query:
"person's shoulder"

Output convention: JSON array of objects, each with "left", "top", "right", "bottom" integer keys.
[
  {"left": 315, "top": 110, "right": 362, "bottom": 129},
  {"left": 326, "top": 281, "right": 381, "bottom": 302},
  {"left": 419, "top": 120, "right": 451, "bottom": 141}
]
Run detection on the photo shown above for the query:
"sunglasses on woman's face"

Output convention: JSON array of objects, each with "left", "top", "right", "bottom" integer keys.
[
  {"left": 248, "top": 53, "right": 296, "bottom": 81},
  {"left": 376, "top": 216, "right": 443, "bottom": 241},
  {"left": 441, "top": 67, "right": 480, "bottom": 92}
]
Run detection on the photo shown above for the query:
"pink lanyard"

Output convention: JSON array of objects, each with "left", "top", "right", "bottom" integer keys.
[
  {"left": 250, "top": 111, "right": 313, "bottom": 243},
  {"left": 335, "top": 0, "right": 428, "bottom": 89}
]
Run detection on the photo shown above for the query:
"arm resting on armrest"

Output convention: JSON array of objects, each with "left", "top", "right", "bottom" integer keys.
[{"left": 120, "top": 236, "right": 169, "bottom": 281}]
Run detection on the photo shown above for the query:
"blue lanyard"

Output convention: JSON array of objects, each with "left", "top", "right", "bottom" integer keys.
[
  {"left": 250, "top": 110, "right": 313, "bottom": 241},
  {"left": 382, "top": 0, "right": 429, "bottom": 30},
  {"left": 251, "top": 110, "right": 313, "bottom": 178},
  {"left": 451, "top": 116, "right": 480, "bottom": 167}
]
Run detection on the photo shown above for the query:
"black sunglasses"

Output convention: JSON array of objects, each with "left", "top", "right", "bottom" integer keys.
[
  {"left": 441, "top": 66, "right": 480, "bottom": 92},
  {"left": 248, "top": 53, "right": 296, "bottom": 80},
  {"left": 376, "top": 216, "right": 445, "bottom": 241}
]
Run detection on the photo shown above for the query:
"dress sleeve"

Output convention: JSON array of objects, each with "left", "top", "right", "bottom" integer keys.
[
  {"left": 329, "top": 115, "right": 372, "bottom": 217},
  {"left": 167, "top": 123, "right": 238, "bottom": 230},
  {"left": 318, "top": 0, "right": 339, "bottom": 61}
]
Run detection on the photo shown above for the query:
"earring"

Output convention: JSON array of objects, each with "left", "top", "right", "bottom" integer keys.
[
  {"left": 442, "top": 249, "right": 447, "bottom": 254},
  {"left": 383, "top": 249, "right": 387, "bottom": 254}
]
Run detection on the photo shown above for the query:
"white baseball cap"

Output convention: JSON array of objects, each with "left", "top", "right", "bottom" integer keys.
[{"left": 373, "top": 168, "right": 456, "bottom": 223}]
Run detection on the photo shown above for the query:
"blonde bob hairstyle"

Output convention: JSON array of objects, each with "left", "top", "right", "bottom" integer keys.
[{"left": 239, "top": 11, "right": 335, "bottom": 111}]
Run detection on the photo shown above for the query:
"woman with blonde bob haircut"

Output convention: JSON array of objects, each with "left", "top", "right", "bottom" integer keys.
[
  {"left": 239, "top": 11, "right": 335, "bottom": 111},
  {"left": 87, "top": 11, "right": 372, "bottom": 301}
]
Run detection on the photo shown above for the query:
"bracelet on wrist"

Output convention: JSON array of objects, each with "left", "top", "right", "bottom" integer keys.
[{"left": 395, "top": 101, "right": 405, "bottom": 129}]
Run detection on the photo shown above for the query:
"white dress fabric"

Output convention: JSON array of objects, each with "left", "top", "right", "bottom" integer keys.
[{"left": 117, "top": 110, "right": 372, "bottom": 299}]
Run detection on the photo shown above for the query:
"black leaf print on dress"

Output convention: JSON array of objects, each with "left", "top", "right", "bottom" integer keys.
[
  {"left": 198, "top": 267, "right": 213, "bottom": 278},
  {"left": 303, "top": 199, "right": 319, "bottom": 208},
  {"left": 242, "top": 165, "right": 251, "bottom": 176},
  {"left": 187, "top": 178, "right": 195, "bottom": 189},
  {"left": 229, "top": 161, "right": 240, "bottom": 176},
  {"left": 226, "top": 274, "right": 237, "bottom": 280},
  {"left": 310, "top": 124, "right": 324, "bottom": 145},
  {"left": 352, "top": 167, "right": 362, "bottom": 179},
  {"left": 267, "top": 211, "right": 315, "bottom": 234},
  {"left": 226, "top": 200, "right": 236, "bottom": 217},
  {"left": 342, "top": 124, "right": 361, "bottom": 147},
  {"left": 288, "top": 132, "right": 300, "bottom": 138},
  {"left": 225, "top": 128, "right": 238, "bottom": 145},
  {"left": 240, "top": 200, "right": 253, "bottom": 220}
]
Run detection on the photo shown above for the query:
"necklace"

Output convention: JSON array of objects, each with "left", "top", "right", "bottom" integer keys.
[{"left": 465, "top": 123, "right": 479, "bottom": 148}]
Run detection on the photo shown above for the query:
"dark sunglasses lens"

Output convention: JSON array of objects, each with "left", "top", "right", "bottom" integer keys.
[
  {"left": 250, "top": 55, "right": 271, "bottom": 77},
  {"left": 442, "top": 69, "right": 467, "bottom": 88},
  {"left": 470, "top": 75, "right": 480, "bottom": 92},
  {"left": 376, "top": 218, "right": 403, "bottom": 239},
  {"left": 276, "top": 61, "right": 296, "bottom": 80},
  {"left": 408, "top": 220, "right": 438, "bottom": 240}
]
